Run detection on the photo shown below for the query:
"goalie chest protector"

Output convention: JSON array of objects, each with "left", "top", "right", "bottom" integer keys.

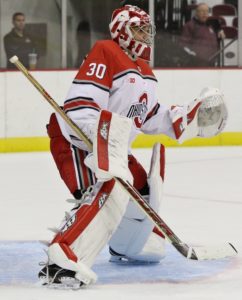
[{"left": 74, "top": 40, "right": 158, "bottom": 131}]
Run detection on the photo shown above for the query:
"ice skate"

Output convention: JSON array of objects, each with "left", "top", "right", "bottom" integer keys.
[{"left": 38, "top": 263, "right": 83, "bottom": 290}]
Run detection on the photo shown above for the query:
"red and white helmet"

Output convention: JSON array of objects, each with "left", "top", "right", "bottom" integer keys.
[{"left": 109, "top": 5, "right": 155, "bottom": 61}]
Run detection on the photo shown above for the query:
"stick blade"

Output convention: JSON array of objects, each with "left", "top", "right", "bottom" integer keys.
[{"left": 189, "top": 243, "right": 238, "bottom": 260}]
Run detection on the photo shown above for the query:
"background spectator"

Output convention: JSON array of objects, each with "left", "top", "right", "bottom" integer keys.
[
  {"left": 4, "top": 12, "right": 36, "bottom": 69},
  {"left": 180, "top": 2, "right": 225, "bottom": 66}
]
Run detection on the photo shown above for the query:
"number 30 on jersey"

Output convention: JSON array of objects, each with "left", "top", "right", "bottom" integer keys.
[{"left": 86, "top": 63, "right": 107, "bottom": 79}]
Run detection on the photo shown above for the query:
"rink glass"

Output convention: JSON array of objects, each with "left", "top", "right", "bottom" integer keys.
[{"left": 0, "top": 0, "right": 239, "bottom": 69}]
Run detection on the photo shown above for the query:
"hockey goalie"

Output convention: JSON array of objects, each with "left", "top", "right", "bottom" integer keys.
[{"left": 38, "top": 5, "right": 228, "bottom": 288}]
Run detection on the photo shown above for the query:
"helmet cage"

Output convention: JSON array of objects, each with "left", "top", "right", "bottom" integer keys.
[
  {"left": 126, "top": 21, "right": 156, "bottom": 46},
  {"left": 109, "top": 5, "right": 155, "bottom": 61}
]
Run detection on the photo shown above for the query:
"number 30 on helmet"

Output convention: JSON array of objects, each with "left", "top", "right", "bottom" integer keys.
[{"left": 109, "top": 5, "right": 156, "bottom": 61}]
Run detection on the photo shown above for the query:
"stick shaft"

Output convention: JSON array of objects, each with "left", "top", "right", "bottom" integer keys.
[
  {"left": 13, "top": 59, "right": 93, "bottom": 150},
  {"left": 11, "top": 57, "right": 195, "bottom": 258}
]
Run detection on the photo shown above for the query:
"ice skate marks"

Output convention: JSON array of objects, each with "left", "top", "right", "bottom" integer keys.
[{"left": 0, "top": 241, "right": 236, "bottom": 286}]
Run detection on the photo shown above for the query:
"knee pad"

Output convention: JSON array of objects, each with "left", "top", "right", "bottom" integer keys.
[{"left": 109, "top": 143, "right": 165, "bottom": 261}]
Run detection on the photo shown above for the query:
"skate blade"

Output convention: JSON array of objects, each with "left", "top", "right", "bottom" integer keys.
[
  {"left": 109, "top": 255, "right": 159, "bottom": 265},
  {"left": 40, "top": 276, "right": 83, "bottom": 290}
]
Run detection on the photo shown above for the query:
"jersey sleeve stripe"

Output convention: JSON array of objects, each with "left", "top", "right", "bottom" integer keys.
[
  {"left": 64, "top": 96, "right": 94, "bottom": 105},
  {"left": 65, "top": 106, "right": 100, "bottom": 114},
  {"left": 73, "top": 79, "right": 110, "bottom": 92},
  {"left": 64, "top": 99, "right": 101, "bottom": 113}
]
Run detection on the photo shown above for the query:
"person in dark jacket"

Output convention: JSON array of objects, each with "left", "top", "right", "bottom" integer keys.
[
  {"left": 180, "top": 2, "right": 225, "bottom": 66},
  {"left": 4, "top": 12, "right": 36, "bottom": 69}
]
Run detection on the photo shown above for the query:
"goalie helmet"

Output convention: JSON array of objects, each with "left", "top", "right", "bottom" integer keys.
[{"left": 109, "top": 5, "right": 155, "bottom": 61}]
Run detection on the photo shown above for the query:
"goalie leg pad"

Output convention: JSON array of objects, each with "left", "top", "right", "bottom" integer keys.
[
  {"left": 109, "top": 143, "right": 165, "bottom": 262},
  {"left": 48, "top": 179, "right": 129, "bottom": 284},
  {"left": 48, "top": 243, "right": 97, "bottom": 285}
]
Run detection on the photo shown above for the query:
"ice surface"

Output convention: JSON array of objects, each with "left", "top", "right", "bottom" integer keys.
[
  {"left": 0, "top": 147, "right": 242, "bottom": 299},
  {"left": 0, "top": 241, "right": 234, "bottom": 286}
]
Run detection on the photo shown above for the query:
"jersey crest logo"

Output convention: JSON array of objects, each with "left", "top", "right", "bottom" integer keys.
[
  {"left": 61, "top": 214, "right": 77, "bottom": 233},
  {"left": 127, "top": 93, "right": 148, "bottom": 128},
  {"left": 99, "top": 193, "right": 108, "bottom": 208},
  {"left": 100, "top": 121, "right": 109, "bottom": 140}
]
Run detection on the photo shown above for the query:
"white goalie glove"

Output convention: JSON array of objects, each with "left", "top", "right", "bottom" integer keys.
[
  {"left": 171, "top": 87, "right": 228, "bottom": 143},
  {"left": 197, "top": 87, "right": 228, "bottom": 138}
]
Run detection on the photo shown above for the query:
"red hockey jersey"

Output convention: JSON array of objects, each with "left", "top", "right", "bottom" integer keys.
[{"left": 57, "top": 40, "right": 175, "bottom": 150}]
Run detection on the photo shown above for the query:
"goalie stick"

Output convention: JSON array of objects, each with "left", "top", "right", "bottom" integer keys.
[{"left": 9, "top": 55, "right": 237, "bottom": 261}]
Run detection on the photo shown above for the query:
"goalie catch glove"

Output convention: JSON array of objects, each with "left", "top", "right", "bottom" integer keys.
[
  {"left": 171, "top": 87, "right": 228, "bottom": 144},
  {"left": 197, "top": 87, "right": 228, "bottom": 137}
]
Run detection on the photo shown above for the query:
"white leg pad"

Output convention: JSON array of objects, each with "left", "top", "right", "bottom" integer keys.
[
  {"left": 129, "top": 231, "right": 166, "bottom": 262},
  {"left": 109, "top": 143, "right": 165, "bottom": 262},
  {"left": 48, "top": 180, "right": 129, "bottom": 284},
  {"left": 71, "top": 181, "right": 129, "bottom": 267}
]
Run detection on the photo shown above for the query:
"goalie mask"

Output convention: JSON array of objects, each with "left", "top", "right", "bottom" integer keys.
[{"left": 109, "top": 5, "right": 155, "bottom": 61}]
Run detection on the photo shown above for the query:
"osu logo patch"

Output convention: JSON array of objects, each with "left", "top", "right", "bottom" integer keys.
[
  {"left": 127, "top": 93, "right": 148, "bottom": 128},
  {"left": 99, "top": 193, "right": 108, "bottom": 208}
]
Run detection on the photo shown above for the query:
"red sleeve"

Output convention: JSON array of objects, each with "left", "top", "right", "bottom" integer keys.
[{"left": 74, "top": 41, "right": 114, "bottom": 90}]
